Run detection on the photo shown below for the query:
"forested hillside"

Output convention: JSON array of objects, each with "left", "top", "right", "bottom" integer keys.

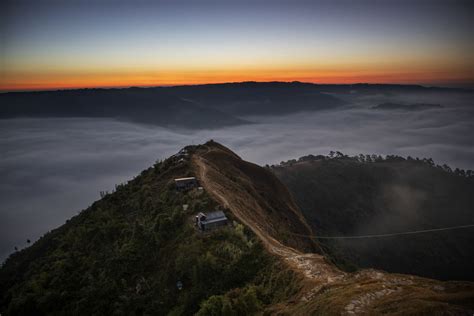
[
  {"left": 2, "top": 142, "right": 474, "bottom": 315},
  {"left": 0, "top": 146, "right": 299, "bottom": 315},
  {"left": 272, "top": 154, "right": 474, "bottom": 281}
]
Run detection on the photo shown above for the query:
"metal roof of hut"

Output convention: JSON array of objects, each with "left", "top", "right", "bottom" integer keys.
[{"left": 199, "top": 211, "right": 227, "bottom": 225}]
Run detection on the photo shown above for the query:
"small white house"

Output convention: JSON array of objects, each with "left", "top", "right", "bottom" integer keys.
[{"left": 195, "top": 211, "right": 228, "bottom": 231}]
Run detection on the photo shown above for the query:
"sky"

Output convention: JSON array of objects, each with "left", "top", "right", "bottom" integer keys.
[{"left": 1, "top": 0, "right": 473, "bottom": 91}]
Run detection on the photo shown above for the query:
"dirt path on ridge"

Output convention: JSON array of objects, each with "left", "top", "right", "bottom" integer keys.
[
  {"left": 193, "top": 153, "right": 346, "bottom": 286},
  {"left": 191, "top": 147, "right": 474, "bottom": 315}
]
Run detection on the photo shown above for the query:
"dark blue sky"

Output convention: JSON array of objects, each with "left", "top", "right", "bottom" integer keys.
[{"left": 1, "top": 0, "right": 473, "bottom": 90}]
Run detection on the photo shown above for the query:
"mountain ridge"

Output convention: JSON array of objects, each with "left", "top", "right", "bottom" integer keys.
[
  {"left": 1, "top": 141, "right": 473, "bottom": 315},
  {"left": 3, "top": 82, "right": 472, "bottom": 129},
  {"left": 190, "top": 142, "right": 474, "bottom": 315}
]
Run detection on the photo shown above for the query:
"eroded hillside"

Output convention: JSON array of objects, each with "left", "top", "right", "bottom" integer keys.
[
  {"left": 191, "top": 141, "right": 474, "bottom": 315},
  {"left": 191, "top": 141, "right": 319, "bottom": 253}
]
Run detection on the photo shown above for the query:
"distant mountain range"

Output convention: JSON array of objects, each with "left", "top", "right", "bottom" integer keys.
[
  {"left": 0, "top": 88, "right": 245, "bottom": 129},
  {"left": 166, "top": 81, "right": 343, "bottom": 116},
  {"left": 1, "top": 82, "right": 471, "bottom": 128}
]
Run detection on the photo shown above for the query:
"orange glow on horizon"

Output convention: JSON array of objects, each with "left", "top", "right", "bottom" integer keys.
[
  {"left": 2, "top": 0, "right": 473, "bottom": 92},
  {"left": 2, "top": 68, "right": 473, "bottom": 91}
]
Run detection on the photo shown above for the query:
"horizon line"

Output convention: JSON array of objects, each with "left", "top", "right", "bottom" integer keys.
[{"left": 2, "top": 80, "right": 473, "bottom": 94}]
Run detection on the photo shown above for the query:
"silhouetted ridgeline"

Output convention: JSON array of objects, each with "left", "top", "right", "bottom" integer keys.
[
  {"left": 2, "top": 82, "right": 471, "bottom": 128},
  {"left": 166, "top": 81, "right": 344, "bottom": 115},
  {"left": 0, "top": 88, "right": 246, "bottom": 129},
  {"left": 272, "top": 153, "right": 474, "bottom": 280}
]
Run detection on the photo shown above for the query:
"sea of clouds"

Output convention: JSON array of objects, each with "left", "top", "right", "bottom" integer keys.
[{"left": 1, "top": 91, "right": 473, "bottom": 261}]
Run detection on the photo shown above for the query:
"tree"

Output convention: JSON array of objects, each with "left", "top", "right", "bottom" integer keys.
[{"left": 442, "top": 164, "right": 452, "bottom": 173}]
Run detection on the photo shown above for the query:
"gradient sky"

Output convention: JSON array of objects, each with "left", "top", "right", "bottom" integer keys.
[{"left": 1, "top": 0, "right": 473, "bottom": 91}]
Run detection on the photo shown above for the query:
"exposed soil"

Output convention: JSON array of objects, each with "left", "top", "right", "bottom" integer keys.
[{"left": 191, "top": 142, "right": 474, "bottom": 315}]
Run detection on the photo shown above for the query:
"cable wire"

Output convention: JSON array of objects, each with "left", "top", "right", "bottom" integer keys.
[{"left": 288, "top": 224, "right": 474, "bottom": 239}]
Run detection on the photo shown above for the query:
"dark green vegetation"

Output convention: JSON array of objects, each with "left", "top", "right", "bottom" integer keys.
[
  {"left": 0, "top": 148, "right": 300, "bottom": 315},
  {"left": 272, "top": 154, "right": 474, "bottom": 281}
]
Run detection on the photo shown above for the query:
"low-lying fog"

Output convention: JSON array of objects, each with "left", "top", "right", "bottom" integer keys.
[{"left": 1, "top": 92, "right": 473, "bottom": 261}]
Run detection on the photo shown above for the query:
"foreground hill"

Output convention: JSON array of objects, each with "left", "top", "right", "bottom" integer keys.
[
  {"left": 272, "top": 154, "right": 474, "bottom": 281},
  {"left": 1, "top": 142, "right": 473, "bottom": 315},
  {"left": 190, "top": 141, "right": 318, "bottom": 253},
  {"left": 0, "top": 142, "right": 301, "bottom": 315}
]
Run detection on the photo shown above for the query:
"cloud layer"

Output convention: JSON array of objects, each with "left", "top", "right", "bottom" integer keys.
[{"left": 1, "top": 91, "right": 473, "bottom": 260}]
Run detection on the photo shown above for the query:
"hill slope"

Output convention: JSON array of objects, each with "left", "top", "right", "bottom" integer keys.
[
  {"left": 192, "top": 142, "right": 474, "bottom": 315},
  {"left": 1, "top": 141, "right": 474, "bottom": 315},
  {"left": 191, "top": 141, "right": 319, "bottom": 253},
  {"left": 0, "top": 146, "right": 300, "bottom": 315},
  {"left": 272, "top": 154, "right": 474, "bottom": 281}
]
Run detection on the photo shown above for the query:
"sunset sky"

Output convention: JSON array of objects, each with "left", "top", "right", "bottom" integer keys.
[{"left": 1, "top": 0, "right": 473, "bottom": 91}]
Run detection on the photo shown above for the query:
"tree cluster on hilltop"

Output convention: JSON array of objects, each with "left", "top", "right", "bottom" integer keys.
[{"left": 272, "top": 152, "right": 474, "bottom": 179}]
